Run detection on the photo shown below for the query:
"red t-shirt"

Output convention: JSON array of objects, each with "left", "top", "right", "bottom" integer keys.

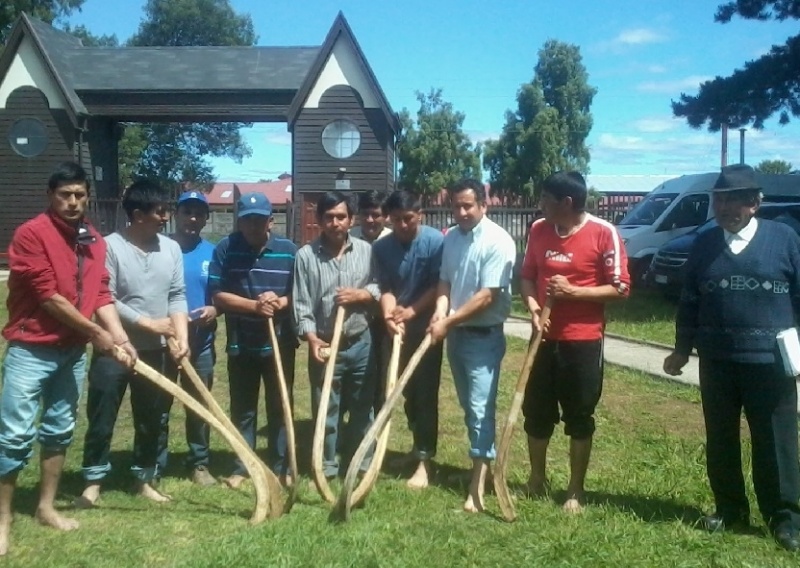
[{"left": 521, "top": 215, "right": 630, "bottom": 341}]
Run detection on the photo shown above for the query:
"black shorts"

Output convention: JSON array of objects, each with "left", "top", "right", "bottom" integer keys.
[{"left": 522, "top": 339, "right": 604, "bottom": 440}]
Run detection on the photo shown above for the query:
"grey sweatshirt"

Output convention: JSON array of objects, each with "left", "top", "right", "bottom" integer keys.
[{"left": 105, "top": 232, "right": 188, "bottom": 351}]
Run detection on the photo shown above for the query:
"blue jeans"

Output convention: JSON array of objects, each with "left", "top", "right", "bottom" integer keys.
[
  {"left": 447, "top": 326, "right": 506, "bottom": 460},
  {"left": 179, "top": 346, "right": 215, "bottom": 469},
  {"left": 81, "top": 350, "right": 177, "bottom": 483},
  {"left": 0, "top": 342, "right": 86, "bottom": 477},
  {"left": 308, "top": 330, "right": 376, "bottom": 477},
  {"left": 228, "top": 347, "right": 296, "bottom": 476}
]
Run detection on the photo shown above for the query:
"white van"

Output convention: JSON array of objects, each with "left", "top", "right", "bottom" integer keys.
[{"left": 617, "top": 172, "right": 800, "bottom": 282}]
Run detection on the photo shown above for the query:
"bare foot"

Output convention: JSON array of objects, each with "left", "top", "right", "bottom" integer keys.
[
  {"left": 407, "top": 461, "right": 430, "bottom": 490},
  {"left": 73, "top": 484, "right": 101, "bottom": 509},
  {"left": 0, "top": 515, "right": 11, "bottom": 556},
  {"left": 524, "top": 477, "right": 550, "bottom": 498},
  {"left": 35, "top": 507, "right": 79, "bottom": 531},
  {"left": 463, "top": 492, "right": 484, "bottom": 513},
  {"left": 563, "top": 495, "right": 584, "bottom": 514},
  {"left": 222, "top": 474, "right": 247, "bottom": 489},
  {"left": 135, "top": 481, "right": 172, "bottom": 503}
]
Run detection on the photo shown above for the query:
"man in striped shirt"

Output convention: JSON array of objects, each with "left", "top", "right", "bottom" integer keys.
[
  {"left": 520, "top": 171, "right": 629, "bottom": 514},
  {"left": 209, "top": 192, "right": 297, "bottom": 488},
  {"left": 293, "top": 192, "right": 380, "bottom": 478}
]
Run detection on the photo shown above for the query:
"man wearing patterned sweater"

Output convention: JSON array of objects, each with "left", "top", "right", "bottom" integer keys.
[{"left": 664, "top": 164, "right": 800, "bottom": 552}]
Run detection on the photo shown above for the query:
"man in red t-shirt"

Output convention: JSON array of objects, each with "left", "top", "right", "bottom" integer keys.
[
  {"left": 520, "top": 171, "right": 630, "bottom": 513},
  {"left": 0, "top": 163, "right": 135, "bottom": 556}
]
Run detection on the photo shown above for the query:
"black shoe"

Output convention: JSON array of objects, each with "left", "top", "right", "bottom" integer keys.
[
  {"left": 774, "top": 528, "right": 800, "bottom": 552},
  {"left": 701, "top": 511, "right": 750, "bottom": 533}
]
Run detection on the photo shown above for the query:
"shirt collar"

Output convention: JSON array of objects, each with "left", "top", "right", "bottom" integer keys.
[
  {"left": 47, "top": 209, "right": 81, "bottom": 242},
  {"left": 315, "top": 234, "right": 353, "bottom": 257},
  {"left": 723, "top": 216, "right": 758, "bottom": 243},
  {"left": 458, "top": 216, "right": 486, "bottom": 238}
]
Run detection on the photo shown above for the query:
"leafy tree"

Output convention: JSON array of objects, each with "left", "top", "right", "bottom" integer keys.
[
  {"left": 396, "top": 89, "right": 482, "bottom": 196},
  {"left": 755, "top": 158, "right": 793, "bottom": 173},
  {"left": 61, "top": 23, "right": 118, "bottom": 46},
  {"left": 483, "top": 40, "right": 596, "bottom": 199},
  {"left": 0, "top": 0, "right": 84, "bottom": 45},
  {"left": 126, "top": 0, "right": 257, "bottom": 190},
  {"left": 672, "top": 1, "right": 800, "bottom": 129}
]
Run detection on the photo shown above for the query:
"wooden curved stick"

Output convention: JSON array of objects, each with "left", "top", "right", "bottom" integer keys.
[
  {"left": 349, "top": 332, "right": 402, "bottom": 506},
  {"left": 267, "top": 318, "right": 298, "bottom": 510},
  {"left": 311, "top": 306, "right": 346, "bottom": 503},
  {"left": 335, "top": 334, "right": 432, "bottom": 521},
  {"left": 126, "top": 348, "right": 280, "bottom": 524},
  {"left": 166, "top": 339, "right": 284, "bottom": 519},
  {"left": 495, "top": 297, "right": 554, "bottom": 522}
]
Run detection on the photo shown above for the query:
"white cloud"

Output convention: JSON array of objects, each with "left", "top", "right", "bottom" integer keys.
[
  {"left": 614, "top": 28, "right": 667, "bottom": 46},
  {"left": 636, "top": 75, "right": 712, "bottom": 94},
  {"left": 592, "top": 27, "right": 668, "bottom": 53},
  {"left": 263, "top": 130, "right": 292, "bottom": 146},
  {"left": 591, "top": 124, "right": 800, "bottom": 175},
  {"left": 632, "top": 117, "right": 681, "bottom": 133},
  {"left": 647, "top": 64, "right": 667, "bottom": 74}
]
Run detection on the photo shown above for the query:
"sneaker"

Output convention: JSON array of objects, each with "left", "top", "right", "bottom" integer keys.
[{"left": 191, "top": 466, "right": 216, "bottom": 487}]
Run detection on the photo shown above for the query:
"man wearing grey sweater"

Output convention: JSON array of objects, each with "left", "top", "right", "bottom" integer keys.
[{"left": 78, "top": 180, "right": 189, "bottom": 506}]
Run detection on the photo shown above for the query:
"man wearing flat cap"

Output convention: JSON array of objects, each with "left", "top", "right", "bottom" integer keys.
[
  {"left": 208, "top": 192, "right": 298, "bottom": 488},
  {"left": 664, "top": 164, "right": 800, "bottom": 552}
]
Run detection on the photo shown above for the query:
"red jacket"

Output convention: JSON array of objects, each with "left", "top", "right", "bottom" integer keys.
[{"left": 2, "top": 211, "right": 113, "bottom": 347}]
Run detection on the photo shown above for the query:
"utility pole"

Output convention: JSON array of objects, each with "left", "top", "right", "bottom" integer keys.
[
  {"left": 739, "top": 128, "right": 746, "bottom": 164},
  {"left": 721, "top": 123, "right": 728, "bottom": 167}
]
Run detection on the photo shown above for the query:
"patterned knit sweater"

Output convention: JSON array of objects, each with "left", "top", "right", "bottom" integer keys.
[{"left": 676, "top": 219, "right": 800, "bottom": 363}]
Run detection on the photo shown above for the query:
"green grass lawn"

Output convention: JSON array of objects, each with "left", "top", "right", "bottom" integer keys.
[
  {"left": 0, "top": 308, "right": 793, "bottom": 568},
  {"left": 511, "top": 287, "right": 678, "bottom": 346}
]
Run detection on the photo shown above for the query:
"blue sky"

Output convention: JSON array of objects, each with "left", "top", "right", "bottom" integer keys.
[{"left": 67, "top": 0, "right": 800, "bottom": 181}]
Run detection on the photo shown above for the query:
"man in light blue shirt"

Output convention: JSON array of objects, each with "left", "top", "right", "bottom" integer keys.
[{"left": 428, "top": 178, "right": 516, "bottom": 513}]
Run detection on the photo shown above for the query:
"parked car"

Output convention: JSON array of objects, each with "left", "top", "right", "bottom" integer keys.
[
  {"left": 646, "top": 202, "right": 800, "bottom": 298},
  {"left": 617, "top": 172, "right": 800, "bottom": 283}
]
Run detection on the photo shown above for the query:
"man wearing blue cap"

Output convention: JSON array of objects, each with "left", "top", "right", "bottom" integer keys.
[
  {"left": 171, "top": 191, "right": 218, "bottom": 486},
  {"left": 208, "top": 192, "right": 298, "bottom": 488}
]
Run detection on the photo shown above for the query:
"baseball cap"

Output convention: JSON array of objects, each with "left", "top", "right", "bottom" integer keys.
[
  {"left": 237, "top": 192, "right": 272, "bottom": 218},
  {"left": 177, "top": 190, "right": 209, "bottom": 207}
]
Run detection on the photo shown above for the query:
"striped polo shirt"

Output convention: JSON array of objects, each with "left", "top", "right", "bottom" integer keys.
[{"left": 208, "top": 232, "right": 297, "bottom": 356}]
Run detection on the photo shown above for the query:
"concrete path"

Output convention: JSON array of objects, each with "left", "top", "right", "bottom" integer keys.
[{"left": 503, "top": 318, "right": 800, "bottom": 412}]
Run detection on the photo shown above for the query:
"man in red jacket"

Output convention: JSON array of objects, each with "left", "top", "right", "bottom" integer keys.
[{"left": 0, "top": 162, "right": 136, "bottom": 556}]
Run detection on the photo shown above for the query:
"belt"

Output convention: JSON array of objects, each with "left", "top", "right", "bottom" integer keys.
[{"left": 458, "top": 325, "right": 502, "bottom": 335}]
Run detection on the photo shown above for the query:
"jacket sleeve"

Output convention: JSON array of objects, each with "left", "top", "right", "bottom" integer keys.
[
  {"left": 8, "top": 224, "right": 59, "bottom": 303},
  {"left": 94, "top": 238, "right": 113, "bottom": 308},
  {"left": 675, "top": 236, "right": 702, "bottom": 356}
]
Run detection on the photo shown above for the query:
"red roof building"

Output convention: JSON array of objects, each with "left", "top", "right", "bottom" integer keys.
[{"left": 206, "top": 176, "right": 293, "bottom": 208}]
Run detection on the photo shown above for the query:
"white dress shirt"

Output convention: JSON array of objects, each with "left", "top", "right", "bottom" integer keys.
[{"left": 723, "top": 217, "right": 758, "bottom": 255}]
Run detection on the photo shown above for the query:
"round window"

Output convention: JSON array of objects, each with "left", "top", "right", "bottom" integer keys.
[
  {"left": 321, "top": 119, "right": 361, "bottom": 159},
  {"left": 8, "top": 118, "right": 48, "bottom": 158}
]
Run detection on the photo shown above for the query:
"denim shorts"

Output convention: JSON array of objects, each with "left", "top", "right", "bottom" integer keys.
[{"left": 0, "top": 342, "right": 86, "bottom": 476}]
